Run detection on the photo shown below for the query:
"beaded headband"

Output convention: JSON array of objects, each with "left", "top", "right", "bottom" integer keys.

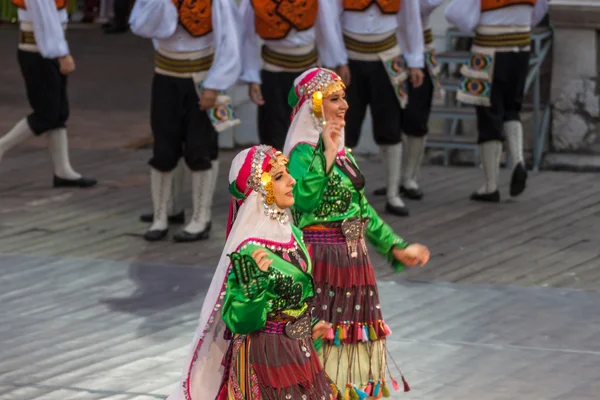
[{"left": 288, "top": 68, "right": 346, "bottom": 119}]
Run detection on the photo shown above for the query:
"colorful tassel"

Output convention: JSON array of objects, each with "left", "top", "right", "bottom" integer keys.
[
  {"left": 362, "top": 325, "right": 369, "bottom": 342},
  {"left": 313, "top": 337, "right": 323, "bottom": 352},
  {"left": 368, "top": 324, "right": 377, "bottom": 341},
  {"left": 382, "top": 381, "right": 390, "bottom": 398},
  {"left": 381, "top": 320, "right": 392, "bottom": 336},
  {"left": 326, "top": 327, "right": 335, "bottom": 341},
  {"left": 337, "top": 389, "right": 343, "bottom": 400},
  {"left": 402, "top": 375, "right": 411, "bottom": 392},
  {"left": 365, "top": 381, "right": 373, "bottom": 396},
  {"left": 373, "top": 381, "right": 381, "bottom": 397},
  {"left": 350, "top": 386, "right": 359, "bottom": 400},
  {"left": 344, "top": 385, "right": 351, "bottom": 400},
  {"left": 390, "top": 376, "right": 400, "bottom": 392},
  {"left": 334, "top": 327, "right": 341, "bottom": 347},
  {"left": 354, "top": 386, "right": 368, "bottom": 400}
]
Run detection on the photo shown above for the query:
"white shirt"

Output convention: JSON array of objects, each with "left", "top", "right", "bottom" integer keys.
[
  {"left": 129, "top": 0, "right": 242, "bottom": 91},
  {"left": 335, "top": 0, "right": 425, "bottom": 68},
  {"left": 239, "top": 0, "right": 348, "bottom": 84},
  {"left": 18, "top": 0, "right": 69, "bottom": 59},
  {"left": 419, "top": 0, "right": 444, "bottom": 29},
  {"left": 445, "top": 0, "right": 549, "bottom": 34}
]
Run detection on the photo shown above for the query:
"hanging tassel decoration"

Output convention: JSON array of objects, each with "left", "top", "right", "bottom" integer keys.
[
  {"left": 402, "top": 375, "right": 411, "bottom": 392},
  {"left": 362, "top": 325, "right": 369, "bottom": 342},
  {"left": 350, "top": 386, "right": 359, "bottom": 400},
  {"left": 390, "top": 376, "right": 400, "bottom": 392},
  {"left": 365, "top": 381, "right": 374, "bottom": 396},
  {"left": 344, "top": 385, "right": 351, "bottom": 400},
  {"left": 382, "top": 380, "right": 390, "bottom": 398},
  {"left": 334, "top": 326, "right": 341, "bottom": 347},
  {"left": 327, "top": 326, "right": 335, "bottom": 341},
  {"left": 337, "top": 389, "right": 343, "bottom": 400},
  {"left": 354, "top": 386, "right": 368, "bottom": 400},
  {"left": 368, "top": 324, "right": 378, "bottom": 341},
  {"left": 381, "top": 320, "right": 392, "bottom": 336},
  {"left": 373, "top": 381, "right": 381, "bottom": 397}
]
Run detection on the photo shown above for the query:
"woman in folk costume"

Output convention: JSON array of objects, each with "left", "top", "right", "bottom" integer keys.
[
  {"left": 165, "top": 145, "right": 334, "bottom": 400},
  {"left": 283, "top": 68, "right": 430, "bottom": 398},
  {"left": 445, "top": 0, "right": 549, "bottom": 202}
]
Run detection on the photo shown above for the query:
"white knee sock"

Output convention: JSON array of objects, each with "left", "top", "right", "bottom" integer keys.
[
  {"left": 149, "top": 168, "right": 173, "bottom": 231},
  {"left": 380, "top": 143, "right": 405, "bottom": 208},
  {"left": 47, "top": 128, "right": 81, "bottom": 180},
  {"left": 0, "top": 118, "right": 34, "bottom": 162}
]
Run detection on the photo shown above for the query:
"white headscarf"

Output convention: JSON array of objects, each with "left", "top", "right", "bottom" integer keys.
[
  {"left": 283, "top": 67, "right": 347, "bottom": 157},
  {"left": 166, "top": 145, "right": 293, "bottom": 400}
]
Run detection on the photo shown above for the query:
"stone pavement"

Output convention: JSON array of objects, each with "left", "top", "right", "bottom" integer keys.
[{"left": 1, "top": 24, "right": 600, "bottom": 400}]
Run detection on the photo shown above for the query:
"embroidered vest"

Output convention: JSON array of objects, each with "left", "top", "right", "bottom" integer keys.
[
  {"left": 12, "top": 0, "right": 67, "bottom": 9},
  {"left": 481, "top": 0, "right": 536, "bottom": 12},
  {"left": 171, "top": 0, "right": 213, "bottom": 38},
  {"left": 343, "top": 0, "right": 401, "bottom": 14},
  {"left": 252, "top": 0, "right": 319, "bottom": 41}
]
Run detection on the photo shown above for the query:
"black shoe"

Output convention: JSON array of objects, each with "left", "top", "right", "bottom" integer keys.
[
  {"left": 510, "top": 162, "right": 528, "bottom": 197},
  {"left": 470, "top": 190, "right": 500, "bottom": 203},
  {"left": 173, "top": 222, "right": 212, "bottom": 243},
  {"left": 53, "top": 175, "right": 98, "bottom": 188},
  {"left": 143, "top": 228, "right": 168, "bottom": 242},
  {"left": 385, "top": 202, "right": 410, "bottom": 216},
  {"left": 139, "top": 211, "right": 186, "bottom": 224},
  {"left": 103, "top": 24, "right": 128, "bottom": 34},
  {"left": 373, "top": 187, "right": 387, "bottom": 196},
  {"left": 400, "top": 186, "right": 424, "bottom": 200}
]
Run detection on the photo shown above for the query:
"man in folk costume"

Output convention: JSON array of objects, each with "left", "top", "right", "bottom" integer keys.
[
  {"left": 373, "top": 0, "right": 445, "bottom": 201},
  {"left": 240, "top": 0, "right": 349, "bottom": 151},
  {"left": 334, "top": 0, "right": 425, "bottom": 217},
  {"left": 0, "top": 0, "right": 97, "bottom": 188},
  {"left": 129, "top": 0, "right": 241, "bottom": 242},
  {"left": 445, "top": 0, "right": 548, "bottom": 202}
]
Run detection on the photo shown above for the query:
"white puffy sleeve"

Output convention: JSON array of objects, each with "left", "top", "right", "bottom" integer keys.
[
  {"left": 444, "top": 0, "right": 480, "bottom": 34},
  {"left": 397, "top": 0, "right": 424, "bottom": 68},
  {"left": 25, "top": 0, "right": 69, "bottom": 59},
  {"left": 315, "top": 0, "right": 348, "bottom": 68},
  {"left": 239, "top": 0, "right": 261, "bottom": 84},
  {"left": 129, "top": 0, "right": 178, "bottom": 39},
  {"left": 203, "top": 0, "right": 243, "bottom": 91}
]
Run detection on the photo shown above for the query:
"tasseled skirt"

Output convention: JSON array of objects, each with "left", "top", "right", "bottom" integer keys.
[
  {"left": 221, "top": 319, "right": 333, "bottom": 400},
  {"left": 303, "top": 223, "right": 408, "bottom": 398}
]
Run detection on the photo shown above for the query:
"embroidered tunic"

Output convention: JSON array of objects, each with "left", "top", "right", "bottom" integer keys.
[
  {"left": 129, "top": 0, "right": 241, "bottom": 91},
  {"left": 289, "top": 143, "right": 408, "bottom": 270},
  {"left": 239, "top": 0, "right": 347, "bottom": 84},
  {"left": 222, "top": 226, "right": 315, "bottom": 334}
]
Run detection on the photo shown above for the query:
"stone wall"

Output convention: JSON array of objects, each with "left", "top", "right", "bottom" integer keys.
[{"left": 550, "top": 1, "right": 600, "bottom": 153}]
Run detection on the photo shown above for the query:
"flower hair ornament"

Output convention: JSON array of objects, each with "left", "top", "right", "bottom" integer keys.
[
  {"left": 228, "top": 145, "right": 290, "bottom": 225},
  {"left": 288, "top": 68, "right": 346, "bottom": 124}
]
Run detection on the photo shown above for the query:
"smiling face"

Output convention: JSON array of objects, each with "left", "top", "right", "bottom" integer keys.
[
  {"left": 323, "top": 89, "right": 348, "bottom": 124},
  {"left": 269, "top": 163, "right": 296, "bottom": 209}
]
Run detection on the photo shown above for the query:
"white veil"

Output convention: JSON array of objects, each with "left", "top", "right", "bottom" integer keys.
[
  {"left": 166, "top": 146, "right": 293, "bottom": 400},
  {"left": 283, "top": 67, "right": 346, "bottom": 157}
]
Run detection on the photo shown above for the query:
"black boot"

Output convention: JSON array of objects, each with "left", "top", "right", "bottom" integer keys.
[{"left": 509, "top": 162, "right": 528, "bottom": 197}]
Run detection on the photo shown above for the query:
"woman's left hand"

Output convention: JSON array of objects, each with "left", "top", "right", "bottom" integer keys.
[
  {"left": 392, "top": 244, "right": 430, "bottom": 267},
  {"left": 312, "top": 320, "right": 332, "bottom": 340}
]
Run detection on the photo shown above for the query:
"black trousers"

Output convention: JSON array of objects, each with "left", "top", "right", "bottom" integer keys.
[
  {"left": 257, "top": 70, "right": 301, "bottom": 151},
  {"left": 476, "top": 51, "right": 530, "bottom": 143},
  {"left": 113, "top": 0, "right": 131, "bottom": 27},
  {"left": 402, "top": 67, "right": 434, "bottom": 137},
  {"left": 345, "top": 59, "right": 402, "bottom": 148},
  {"left": 18, "top": 50, "right": 69, "bottom": 135},
  {"left": 149, "top": 73, "right": 218, "bottom": 172}
]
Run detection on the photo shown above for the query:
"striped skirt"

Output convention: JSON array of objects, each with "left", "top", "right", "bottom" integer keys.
[
  {"left": 221, "top": 319, "right": 333, "bottom": 400},
  {"left": 303, "top": 223, "right": 407, "bottom": 398}
]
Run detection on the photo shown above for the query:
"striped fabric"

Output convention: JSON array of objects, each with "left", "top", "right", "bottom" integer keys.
[
  {"left": 342, "top": 33, "right": 397, "bottom": 54},
  {"left": 473, "top": 31, "right": 532, "bottom": 48},
  {"left": 261, "top": 45, "right": 318, "bottom": 70},
  {"left": 153, "top": 51, "right": 214, "bottom": 74}
]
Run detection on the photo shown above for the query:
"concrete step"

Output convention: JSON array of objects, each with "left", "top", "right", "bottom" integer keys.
[{"left": 430, "top": 105, "right": 477, "bottom": 120}]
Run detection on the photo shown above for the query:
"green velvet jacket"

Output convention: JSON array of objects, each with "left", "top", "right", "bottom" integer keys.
[
  {"left": 221, "top": 226, "right": 315, "bottom": 335},
  {"left": 288, "top": 142, "right": 409, "bottom": 271}
]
